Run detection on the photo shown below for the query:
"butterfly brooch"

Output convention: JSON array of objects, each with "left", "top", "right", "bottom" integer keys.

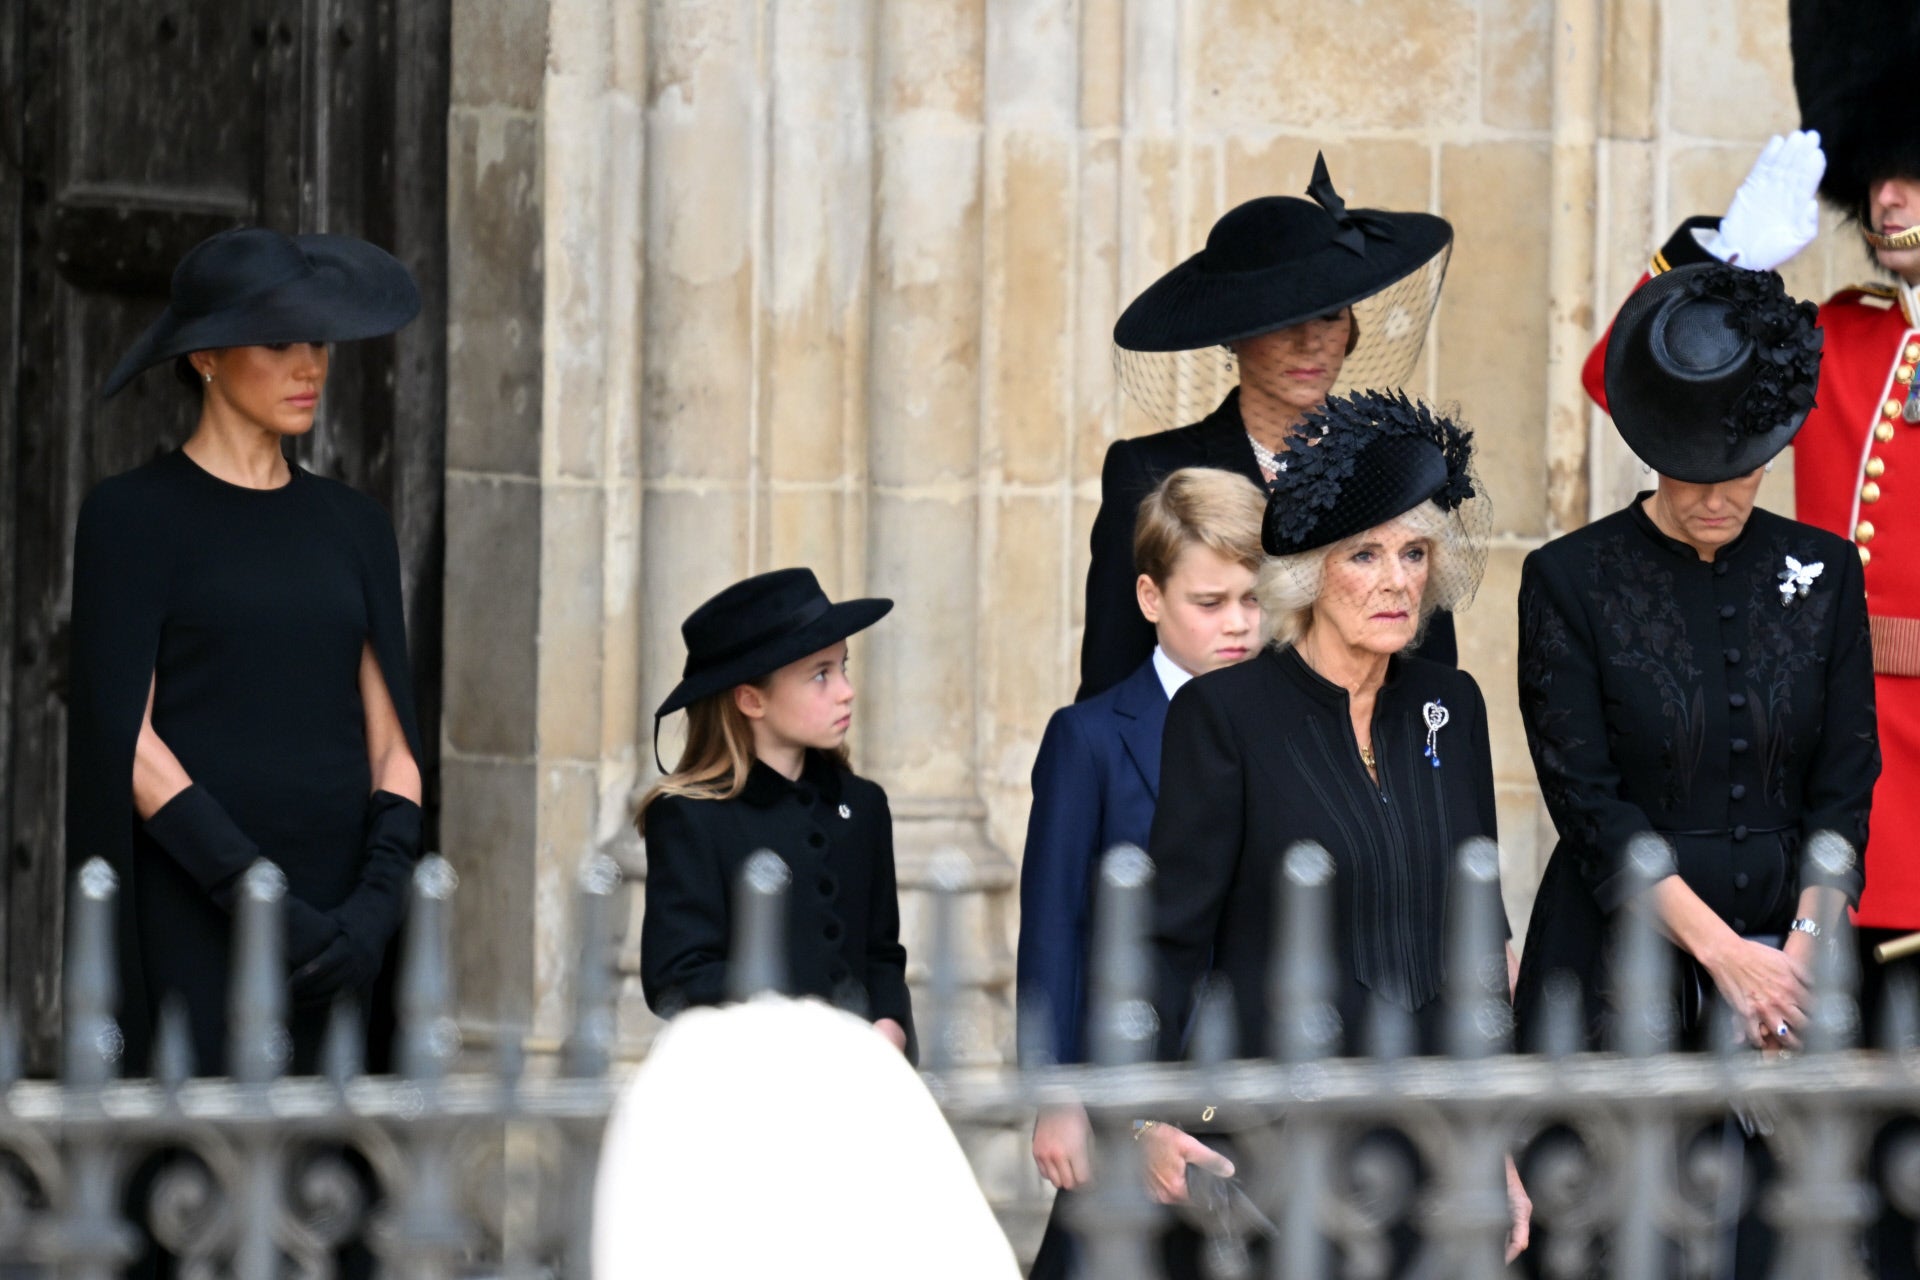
[{"left": 1776, "top": 555, "right": 1824, "bottom": 606}]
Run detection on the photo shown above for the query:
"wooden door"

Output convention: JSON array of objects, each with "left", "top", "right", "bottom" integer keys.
[{"left": 0, "top": 0, "right": 448, "bottom": 1073}]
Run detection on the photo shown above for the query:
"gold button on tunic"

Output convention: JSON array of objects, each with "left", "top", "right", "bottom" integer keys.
[
  {"left": 1869, "top": 457, "right": 1888, "bottom": 478},
  {"left": 1864, "top": 481, "right": 1883, "bottom": 503},
  {"left": 1859, "top": 520, "right": 1877, "bottom": 543}
]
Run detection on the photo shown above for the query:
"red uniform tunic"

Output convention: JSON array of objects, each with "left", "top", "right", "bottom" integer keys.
[{"left": 1584, "top": 220, "right": 1920, "bottom": 927}]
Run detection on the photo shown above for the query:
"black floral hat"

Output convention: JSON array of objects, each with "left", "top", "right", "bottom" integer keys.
[
  {"left": 1604, "top": 263, "right": 1822, "bottom": 483},
  {"left": 1262, "top": 390, "right": 1478, "bottom": 556}
]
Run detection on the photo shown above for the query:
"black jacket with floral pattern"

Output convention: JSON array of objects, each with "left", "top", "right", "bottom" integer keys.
[{"left": 1512, "top": 497, "right": 1877, "bottom": 1049}]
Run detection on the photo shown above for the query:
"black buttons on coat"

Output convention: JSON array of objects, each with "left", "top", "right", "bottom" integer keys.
[
  {"left": 822, "top": 920, "right": 844, "bottom": 943},
  {"left": 1731, "top": 738, "right": 1749, "bottom": 753},
  {"left": 807, "top": 830, "right": 827, "bottom": 850},
  {"left": 1720, "top": 604, "right": 1737, "bottom": 619},
  {"left": 1732, "top": 825, "right": 1749, "bottom": 841},
  {"left": 1730, "top": 784, "right": 1746, "bottom": 800},
  {"left": 816, "top": 874, "right": 838, "bottom": 900},
  {"left": 1714, "top": 561, "right": 1728, "bottom": 576},
  {"left": 1734, "top": 872, "right": 1750, "bottom": 889},
  {"left": 1732, "top": 917, "right": 1748, "bottom": 932},
  {"left": 1729, "top": 692, "right": 1747, "bottom": 709},
  {"left": 1724, "top": 648, "right": 1740, "bottom": 663}
]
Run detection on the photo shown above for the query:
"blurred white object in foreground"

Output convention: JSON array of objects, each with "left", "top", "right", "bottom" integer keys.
[{"left": 594, "top": 997, "right": 1020, "bottom": 1277}]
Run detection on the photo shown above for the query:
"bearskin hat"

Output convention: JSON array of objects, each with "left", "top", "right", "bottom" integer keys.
[{"left": 1791, "top": 0, "right": 1920, "bottom": 219}]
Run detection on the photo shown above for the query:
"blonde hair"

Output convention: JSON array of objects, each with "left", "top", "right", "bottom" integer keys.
[
  {"left": 1132, "top": 467, "right": 1267, "bottom": 586},
  {"left": 1256, "top": 500, "right": 1463, "bottom": 651},
  {"left": 636, "top": 683, "right": 851, "bottom": 833}
]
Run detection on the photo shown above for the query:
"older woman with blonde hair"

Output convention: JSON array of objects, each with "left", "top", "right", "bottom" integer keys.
[{"left": 1138, "top": 391, "right": 1528, "bottom": 1274}]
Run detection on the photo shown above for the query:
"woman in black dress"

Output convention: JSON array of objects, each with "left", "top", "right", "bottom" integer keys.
[
  {"left": 1512, "top": 265, "right": 1874, "bottom": 1275},
  {"left": 1080, "top": 154, "right": 1457, "bottom": 700},
  {"left": 68, "top": 226, "right": 425, "bottom": 1077},
  {"left": 1142, "top": 390, "right": 1529, "bottom": 1272}
]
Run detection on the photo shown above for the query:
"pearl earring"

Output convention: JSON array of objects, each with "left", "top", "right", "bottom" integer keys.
[{"left": 202, "top": 372, "right": 212, "bottom": 384}]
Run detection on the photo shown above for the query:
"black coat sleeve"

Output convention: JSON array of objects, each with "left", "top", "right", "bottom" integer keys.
[
  {"left": 1147, "top": 682, "right": 1246, "bottom": 1061},
  {"left": 1077, "top": 439, "right": 1160, "bottom": 702},
  {"left": 639, "top": 796, "right": 732, "bottom": 1016},
  {"left": 65, "top": 478, "right": 172, "bottom": 881},
  {"left": 316, "top": 484, "right": 424, "bottom": 766},
  {"left": 1517, "top": 552, "right": 1678, "bottom": 913},
  {"left": 862, "top": 789, "right": 917, "bottom": 1063},
  {"left": 1795, "top": 548, "right": 1877, "bottom": 902}
]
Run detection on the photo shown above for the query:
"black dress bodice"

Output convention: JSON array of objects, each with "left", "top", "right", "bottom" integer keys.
[{"left": 1513, "top": 498, "right": 1877, "bottom": 1048}]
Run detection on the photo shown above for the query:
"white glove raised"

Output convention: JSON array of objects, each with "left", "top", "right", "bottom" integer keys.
[{"left": 1701, "top": 130, "right": 1826, "bottom": 271}]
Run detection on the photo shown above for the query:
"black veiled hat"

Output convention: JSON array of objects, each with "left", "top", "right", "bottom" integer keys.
[
  {"left": 1604, "top": 264, "right": 1823, "bottom": 484},
  {"left": 102, "top": 227, "right": 421, "bottom": 398},
  {"left": 655, "top": 569, "right": 892, "bottom": 719},
  {"left": 1113, "top": 154, "right": 1452, "bottom": 354},
  {"left": 1262, "top": 391, "right": 1478, "bottom": 556}
]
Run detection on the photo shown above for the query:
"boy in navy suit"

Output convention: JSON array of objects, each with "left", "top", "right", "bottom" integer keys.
[{"left": 1018, "top": 467, "right": 1264, "bottom": 1276}]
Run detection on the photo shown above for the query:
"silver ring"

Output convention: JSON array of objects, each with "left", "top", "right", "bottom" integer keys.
[{"left": 1776, "top": 1022, "right": 1790, "bottom": 1039}]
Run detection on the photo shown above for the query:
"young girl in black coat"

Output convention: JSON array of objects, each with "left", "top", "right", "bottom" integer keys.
[{"left": 638, "top": 568, "right": 915, "bottom": 1059}]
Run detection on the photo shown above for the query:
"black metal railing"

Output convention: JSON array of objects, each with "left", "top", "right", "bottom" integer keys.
[{"left": 1, "top": 830, "right": 1917, "bottom": 1277}]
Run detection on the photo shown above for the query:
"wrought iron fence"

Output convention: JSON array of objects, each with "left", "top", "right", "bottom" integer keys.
[{"left": 2, "top": 832, "right": 1919, "bottom": 1277}]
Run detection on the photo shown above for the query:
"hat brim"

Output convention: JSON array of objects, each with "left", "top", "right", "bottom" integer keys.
[
  {"left": 654, "top": 597, "right": 894, "bottom": 719},
  {"left": 1113, "top": 213, "right": 1452, "bottom": 353},
  {"left": 102, "top": 234, "right": 422, "bottom": 398},
  {"left": 1603, "top": 270, "right": 1809, "bottom": 484}
]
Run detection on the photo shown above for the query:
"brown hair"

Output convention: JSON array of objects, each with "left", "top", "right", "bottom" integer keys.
[
  {"left": 636, "top": 681, "right": 852, "bottom": 833},
  {"left": 1132, "top": 466, "right": 1267, "bottom": 586}
]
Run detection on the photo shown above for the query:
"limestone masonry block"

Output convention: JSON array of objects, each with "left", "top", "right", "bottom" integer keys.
[
  {"left": 1481, "top": 0, "right": 1553, "bottom": 132},
  {"left": 446, "top": 110, "right": 543, "bottom": 477},
  {"left": 767, "top": 490, "right": 850, "bottom": 587},
  {"left": 987, "top": 132, "right": 1076, "bottom": 488},
  {"left": 1437, "top": 142, "right": 1553, "bottom": 538},
  {"left": 1603, "top": 0, "right": 1658, "bottom": 140},
  {"left": 1662, "top": 0, "right": 1797, "bottom": 143},
  {"left": 536, "top": 485, "right": 608, "bottom": 763},
  {"left": 1224, "top": 137, "right": 1432, "bottom": 218},
  {"left": 450, "top": 0, "right": 547, "bottom": 111},
  {"left": 444, "top": 756, "right": 539, "bottom": 1022},
  {"left": 443, "top": 474, "right": 540, "bottom": 757},
  {"left": 1459, "top": 544, "right": 1530, "bottom": 789},
  {"left": 1191, "top": 0, "right": 1476, "bottom": 133}
]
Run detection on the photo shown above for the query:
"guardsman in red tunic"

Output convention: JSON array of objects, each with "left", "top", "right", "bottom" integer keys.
[{"left": 1582, "top": 0, "right": 1920, "bottom": 1038}]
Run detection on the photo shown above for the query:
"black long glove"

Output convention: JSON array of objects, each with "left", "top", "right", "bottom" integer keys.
[
  {"left": 143, "top": 784, "right": 338, "bottom": 967},
  {"left": 291, "top": 791, "right": 421, "bottom": 1005}
]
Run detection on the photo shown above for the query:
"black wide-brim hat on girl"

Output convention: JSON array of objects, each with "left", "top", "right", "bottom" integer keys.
[
  {"left": 102, "top": 226, "right": 422, "bottom": 398},
  {"left": 655, "top": 568, "right": 893, "bottom": 720},
  {"left": 1604, "top": 263, "right": 1823, "bottom": 484}
]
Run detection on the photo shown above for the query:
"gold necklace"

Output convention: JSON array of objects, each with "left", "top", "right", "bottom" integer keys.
[{"left": 1359, "top": 743, "right": 1376, "bottom": 772}]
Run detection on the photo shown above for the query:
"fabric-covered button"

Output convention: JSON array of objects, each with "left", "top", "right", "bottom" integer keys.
[
  {"left": 1724, "top": 647, "right": 1740, "bottom": 663},
  {"left": 1732, "top": 917, "right": 1748, "bottom": 932},
  {"left": 1729, "top": 692, "right": 1746, "bottom": 709},
  {"left": 1714, "top": 561, "right": 1729, "bottom": 576},
  {"left": 1734, "top": 872, "right": 1750, "bottom": 889},
  {"left": 816, "top": 874, "right": 838, "bottom": 899},
  {"left": 1731, "top": 738, "right": 1749, "bottom": 753},
  {"left": 1730, "top": 783, "right": 1746, "bottom": 800},
  {"left": 807, "top": 830, "right": 827, "bottom": 850},
  {"left": 1732, "top": 825, "right": 1749, "bottom": 841},
  {"left": 822, "top": 920, "right": 844, "bottom": 943},
  {"left": 1719, "top": 604, "right": 1736, "bottom": 620}
]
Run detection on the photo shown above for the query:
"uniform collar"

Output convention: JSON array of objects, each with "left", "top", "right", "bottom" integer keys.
[
  {"left": 738, "top": 750, "right": 846, "bottom": 808},
  {"left": 1899, "top": 277, "right": 1920, "bottom": 329}
]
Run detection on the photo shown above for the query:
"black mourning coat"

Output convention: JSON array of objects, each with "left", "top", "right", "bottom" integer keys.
[
  {"left": 1149, "top": 647, "right": 1500, "bottom": 1125},
  {"left": 1512, "top": 499, "right": 1877, "bottom": 1049},
  {"left": 65, "top": 450, "right": 422, "bottom": 1075},
  {"left": 1077, "top": 390, "right": 1457, "bottom": 701},
  {"left": 640, "top": 751, "right": 916, "bottom": 1060}
]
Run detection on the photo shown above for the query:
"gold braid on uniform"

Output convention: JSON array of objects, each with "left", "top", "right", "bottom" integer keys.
[{"left": 1865, "top": 225, "right": 1920, "bottom": 252}]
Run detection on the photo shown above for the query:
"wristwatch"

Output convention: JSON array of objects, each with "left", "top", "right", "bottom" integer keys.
[{"left": 1789, "top": 917, "right": 1822, "bottom": 939}]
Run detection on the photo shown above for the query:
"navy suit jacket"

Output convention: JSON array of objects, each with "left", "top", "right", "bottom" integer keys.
[{"left": 1017, "top": 656, "right": 1167, "bottom": 1065}]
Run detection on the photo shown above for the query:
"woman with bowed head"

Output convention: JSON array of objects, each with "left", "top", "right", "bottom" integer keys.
[
  {"left": 1080, "top": 153, "right": 1457, "bottom": 701},
  {"left": 1140, "top": 391, "right": 1529, "bottom": 1274},
  {"left": 1514, "top": 264, "right": 1874, "bottom": 1275},
  {"left": 69, "top": 226, "right": 426, "bottom": 1078}
]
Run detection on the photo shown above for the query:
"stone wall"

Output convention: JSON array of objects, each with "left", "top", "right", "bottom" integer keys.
[{"left": 439, "top": 0, "right": 1875, "bottom": 1247}]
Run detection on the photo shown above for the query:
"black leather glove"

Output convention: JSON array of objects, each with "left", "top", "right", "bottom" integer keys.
[
  {"left": 323, "top": 790, "right": 423, "bottom": 988},
  {"left": 144, "top": 785, "right": 334, "bottom": 969}
]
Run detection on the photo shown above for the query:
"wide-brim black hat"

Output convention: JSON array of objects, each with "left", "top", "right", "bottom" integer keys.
[
  {"left": 102, "top": 227, "right": 422, "bottom": 398},
  {"left": 1604, "top": 264, "right": 1822, "bottom": 484},
  {"left": 1113, "top": 155, "right": 1452, "bottom": 353},
  {"left": 1791, "top": 0, "right": 1920, "bottom": 217},
  {"left": 1262, "top": 391, "right": 1477, "bottom": 556},
  {"left": 655, "top": 568, "right": 893, "bottom": 718}
]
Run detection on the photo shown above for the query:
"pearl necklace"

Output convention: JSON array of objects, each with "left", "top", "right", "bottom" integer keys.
[{"left": 1247, "top": 433, "right": 1285, "bottom": 479}]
